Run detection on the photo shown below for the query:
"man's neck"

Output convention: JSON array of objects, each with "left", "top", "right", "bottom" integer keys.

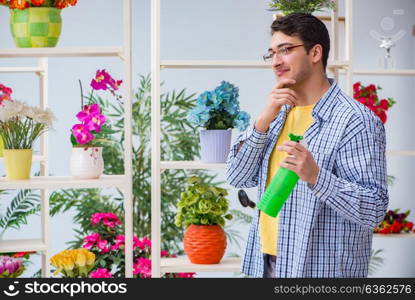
[{"left": 294, "top": 74, "right": 331, "bottom": 107}]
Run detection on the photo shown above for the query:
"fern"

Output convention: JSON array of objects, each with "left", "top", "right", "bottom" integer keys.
[{"left": 0, "top": 189, "right": 40, "bottom": 237}]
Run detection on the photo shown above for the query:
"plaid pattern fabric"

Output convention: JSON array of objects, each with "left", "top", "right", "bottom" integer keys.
[
  {"left": 226, "top": 79, "right": 389, "bottom": 277},
  {"left": 10, "top": 7, "right": 62, "bottom": 48}
]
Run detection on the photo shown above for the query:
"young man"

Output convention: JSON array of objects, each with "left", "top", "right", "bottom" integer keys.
[{"left": 226, "top": 13, "right": 388, "bottom": 278}]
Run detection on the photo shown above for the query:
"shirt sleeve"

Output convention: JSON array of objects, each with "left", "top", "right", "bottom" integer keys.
[
  {"left": 308, "top": 123, "right": 389, "bottom": 230},
  {"left": 226, "top": 124, "right": 268, "bottom": 188}
]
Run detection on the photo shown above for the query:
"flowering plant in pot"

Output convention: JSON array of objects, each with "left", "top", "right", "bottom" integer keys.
[
  {"left": 267, "top": 0, "right": 337, "bottom": 15},
  {"left": 374, "top": 209, "right": 414, "bottom": 234},
  {"left": 0, "top": 255, "right": 25, "bottom": 278},
  {"left": 1, "top": 0, "right": 78, "bottom": 48},
  {"left": 50, "top": 248, "right": 95, "bottom": 278},
  {"left": 175, "top": 176, "right": 232, "bottom": 264},
  {"left": 353, "top": 82, "right": 396, "bottom": 124},
  {"left": 187, "top": 81, "right": 250, "bottom": 163},
  {"left": 82, "top": 212, "right": 195, "bottom": 278},
  {"left": 69, "top": 69, "right": 121, "bottom": 179},
  {"left": 0, "top": 99, "right": 55, "bottom": 180}
]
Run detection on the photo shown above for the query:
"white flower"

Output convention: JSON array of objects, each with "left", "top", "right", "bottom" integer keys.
[
  {"left": 0, "top": 100, "right": 27, "bottom": 121},
  {"left": 32, "top": 107, "right": 56, "bottom": 127}
]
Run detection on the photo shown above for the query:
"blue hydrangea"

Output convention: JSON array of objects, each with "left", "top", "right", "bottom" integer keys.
[
  {"left": 187, "top": 81, "right": 251, "bottom": 131},
  {"left": 233, "top": 111, "right": 250, "bottom": 131}
]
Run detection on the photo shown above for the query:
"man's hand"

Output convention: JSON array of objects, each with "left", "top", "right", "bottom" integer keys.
[
  {"left": 255, "top": 78, "right": 298, "bottom": 133},
  {"left": 277, "top": 141, "right": 319, "bottom": 185}
]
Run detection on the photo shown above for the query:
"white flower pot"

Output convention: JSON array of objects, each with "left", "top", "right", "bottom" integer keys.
[
  {"left": 70, "top": 147, "right": 104, "bottom": 179},
  {"left": 199, "top": 129, "right": 232, "bottom": 163}
]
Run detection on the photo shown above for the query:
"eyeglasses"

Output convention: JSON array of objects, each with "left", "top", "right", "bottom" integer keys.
[{"left": 263, "top": 44, "right": 304, "bottom": 62}]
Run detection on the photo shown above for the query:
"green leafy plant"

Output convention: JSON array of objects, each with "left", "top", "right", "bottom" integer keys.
[
  {"left": 268, "top": 0, "right": 337, "bottom": 14},
  {"left": 0, "top": 189, "right": 40, "bottom": 239},
  {"left": 50, "top": 75, "right": 251, "bottom": 256},
  {"left": 175, "top": 176, "right": 233, "bottom": 228},
  {"left": 369, "top": 248, "right": 385, "bottom": 276}
]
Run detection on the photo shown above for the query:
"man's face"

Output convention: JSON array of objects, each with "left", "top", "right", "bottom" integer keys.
[{"left": 268, "top": 31, "right": 313, "bottom": 85}]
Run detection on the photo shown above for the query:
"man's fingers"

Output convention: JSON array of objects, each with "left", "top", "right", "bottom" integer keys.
[
  {"left": 281, "top": 141, "right": 306, "bottom": 151},
  {"left": 276, "top": 78, "right": 296, "bottom": 89}
]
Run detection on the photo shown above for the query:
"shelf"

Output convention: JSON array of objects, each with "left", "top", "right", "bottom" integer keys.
[
  {"left": 160, "top": 161, "right": 226, "bottom": 170},
  {"left": 0, "top": 66, "right": 44, "bottom": 73},
  {"left": 0, "top": 175, "right": 127, "bottom": 190},
  {"left": 0, "top": 47, "right": 124, "bottom": 58},
  {"left": 353, "top": 69, "right": 415, "bottom": 76},
  {"left": 386, "top": 151, "right": 415, "bottom": 156},
  {"left": 0, "top": 239, "right": 46, "bottom": 253},
  {"left": 374, "top": 233, "right": 415, "bottom": 238},
  {"left": 160, "top": 60, "right": 349, "bottom": 70},
  {"left": 161, "top": 257, "right": 242, "bottom": 273}
]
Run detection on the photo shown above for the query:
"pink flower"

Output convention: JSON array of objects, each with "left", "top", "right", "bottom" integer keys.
[
  {"left": 91, "top": 212, "right": 121, "bottom": 228},
  {"left": 97, "top": 240, "right": 109, "bottom": 254},
  {"left": 71, "top": 124, "right": 93, "bottom": 144},
  {"left": 110, "top": 235, "right": 125, "bottom": 251},
  {"left": 76, "top": 104, "right": 100, "bottom": 122},
  {"left": 177, "top": 272, "right": 196, "bottom": 278},
  {"left": 161, "top": 250, "right": 169, "bottom": 257},
  {"left": 89, "top": 268, "right": 113, "bottom": 278},
  {"left": 85, "top": 113, "right": 106, "bottom": 133},
  {"left": 91, "top": 69, "right": 112, "bottom": 91},
  {"left": 82, "top": 233, "right": 101, "bottom": 250},
  {"left": 142, "top": 237, "right": 151, "bottom": 248},
  {"left": 133, "top": 257, "right": 151, "bottom": 278}
]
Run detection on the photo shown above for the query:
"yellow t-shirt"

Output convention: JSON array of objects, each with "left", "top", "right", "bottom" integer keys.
[{"left": 259, "top": 104, "right": 314, "bottom": 255}]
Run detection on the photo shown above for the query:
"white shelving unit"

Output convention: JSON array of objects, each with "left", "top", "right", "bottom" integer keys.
[
  {"left": 0, "top": 0, "right": 134, "bottom": 278},
  {"left": 151, "top": 0, "right": 415, "bottom": 278},
  {"left": 151, "top": 0, "right": 353, "bottom": 278}
]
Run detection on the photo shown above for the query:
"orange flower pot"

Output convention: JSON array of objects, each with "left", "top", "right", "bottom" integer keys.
[{"left": 184, "top": 224, "right": 227, "bottom": 264}]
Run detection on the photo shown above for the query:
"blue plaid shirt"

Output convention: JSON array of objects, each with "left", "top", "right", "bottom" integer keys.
[{"left": 226, "top": 79, "right": 389, "bottom": 278}]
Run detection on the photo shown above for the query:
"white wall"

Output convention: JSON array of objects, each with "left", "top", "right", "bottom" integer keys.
[{"left": 0, "top": 0, "right": 414, "bottom": 277}]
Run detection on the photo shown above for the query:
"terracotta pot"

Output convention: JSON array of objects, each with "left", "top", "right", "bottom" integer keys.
[{"left": 184, "top": 224, "right": 226, "bottom": 264}]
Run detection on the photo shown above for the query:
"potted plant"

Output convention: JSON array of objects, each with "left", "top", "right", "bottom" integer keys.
[
  {"left": 0, "top": 83, "right": 13, "bottom": 157},
  {"left": 0, "top": 99, "right": 55, "bottom": 180},
  {"left": 0, "top": 255, "right": 24, "bottom": 278},
  {"left": 353, "top": 82, "right": 396, "bottom": 124},
  {"left": 69, "top": 69, "right": 121, "bottom": 179},
  {"left": 1, "top": 0, "right": 78, "bottom": 48},
  {"left": 50, "top": 248, "right": 95, "bottom": 277},
  {"left": 175, "top": 176, "right": 233, "bottom": 264},
  {"left": 187, "top": 81, "right": 250, "bottom": 163},
  {"left": 268, "top": 0, "right": 337, "bottom": 15}
]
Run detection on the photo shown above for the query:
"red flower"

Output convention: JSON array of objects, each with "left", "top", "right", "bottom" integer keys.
[
  {"left": 9, "top": 0, "right": 29, "bottom": 9},
  {"left": 379, "top": 99, "right": 389, "bottom": 110},
  {"left": 31, "top": 0, "right": 45, "bottom": 6}
]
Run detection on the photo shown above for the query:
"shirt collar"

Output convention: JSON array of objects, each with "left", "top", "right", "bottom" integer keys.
[{"left": 280, "top": 78, "right": 340, "bottom": 122}]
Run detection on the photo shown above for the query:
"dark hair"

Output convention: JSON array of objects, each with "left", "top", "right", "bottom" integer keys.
[{"left": 271, "top": 13, "right": 330, "bottom": 70}]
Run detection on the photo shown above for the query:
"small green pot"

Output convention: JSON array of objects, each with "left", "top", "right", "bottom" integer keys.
[{"left": 10, "top": 7, "right": 62, "bottom": 48}]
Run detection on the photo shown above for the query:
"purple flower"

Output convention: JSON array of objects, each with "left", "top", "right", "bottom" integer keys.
[{"left": 0, "top": 256, "right": 23, "bottom": 278}]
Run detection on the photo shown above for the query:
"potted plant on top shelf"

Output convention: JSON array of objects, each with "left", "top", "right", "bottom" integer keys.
[
  {"left": 0, "top": 99, "right": 55, "bottom": 180},
  {"left": 0, "top": 0, "right": 78, "bottom": 48},
  {"left": 267, "top": 0, "right": 337, "bottom": 15},
  {"left": 187, "top": 81, "right": 250, "bottom": 163},
  {"left": 175, "top": 176, "right": 233, "bottom": 264},
  {"left": 69, "top": 69, "right": 121, "bottom": 179}
]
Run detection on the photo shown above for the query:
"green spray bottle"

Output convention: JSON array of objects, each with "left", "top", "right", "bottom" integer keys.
[{"left": 257, "top": 133, "right": 303, "bottom": 218}]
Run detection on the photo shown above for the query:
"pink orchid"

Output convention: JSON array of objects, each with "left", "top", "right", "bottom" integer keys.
[
  {"left": 91, "top": 69, "right": 112, "bottom": 91},
  {"left": 85, "top": 113, "right": 106, "bottom": 133},
  {"left": 89, "top": 268, "right": 113, "bottom": 278},
  {"left": 177, "top": 272, "right": 196, "bottom": 278},
  {"left": 71, "top": 124, "right": 93, "bottom": 144},
  {"left": 76, "top": 104, "right": 100, "bottom": 122}
]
